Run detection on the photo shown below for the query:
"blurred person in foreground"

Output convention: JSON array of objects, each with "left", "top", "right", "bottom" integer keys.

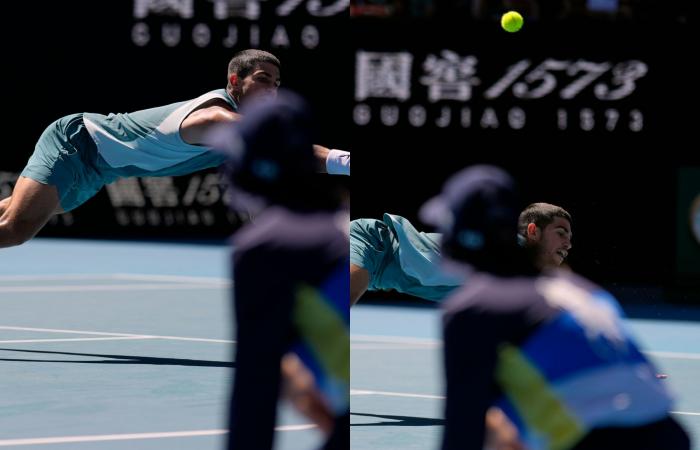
[
  {"left": 419, "top": 165, "right": 689, "bottom": 450},
  {"left": 213, "top": 90, "right": 349, "bottom": 450}
]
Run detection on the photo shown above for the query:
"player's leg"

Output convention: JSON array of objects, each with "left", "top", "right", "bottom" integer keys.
[
  {"left": 0, "top": 177, "right": 61, "bottom": 248},
  {"left": 349, "top": 218, "right": 387, "bottom": 306},
  {"left": 1, "top": 113, "right": 110, "bottom": 249},
  {"left": 351, "top": 214, "right": 463, "bottom": 304},
  {"left": 350, "top": 263, "right": 370, "bottom": 306}
]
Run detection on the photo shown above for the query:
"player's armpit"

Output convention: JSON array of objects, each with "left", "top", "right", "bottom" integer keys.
[{"left": 181, "top": 104, "right": 242, "bottom": 145}]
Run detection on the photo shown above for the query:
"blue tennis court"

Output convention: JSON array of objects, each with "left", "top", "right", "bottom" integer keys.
[
  {"left": 0, "top": 238, "right": 320, "bottom": 449},
  {"left": 351, "top": 302, "right": 700, "bottom": 450}
]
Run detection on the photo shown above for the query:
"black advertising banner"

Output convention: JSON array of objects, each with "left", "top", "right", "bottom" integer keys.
[
  {"left": 677, "top": 167, "right": 700, "bottom": 282},
  {"left": 350, "top": 15, "right": 694, "bottom": 289},
  {"left": 1, "top": 0, "right": 349, "bottom": 239}
]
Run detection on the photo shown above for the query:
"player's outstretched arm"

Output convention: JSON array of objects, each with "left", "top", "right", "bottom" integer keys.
[{"left": 314, "top": 145, "right": 350, "bottom": 176}]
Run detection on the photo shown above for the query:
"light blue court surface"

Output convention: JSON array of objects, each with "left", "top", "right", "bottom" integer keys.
[
  {"left": 351, "top": 304, "right": 700, "bottom": 450},
  {"left": 0, "top": 238, "right": 322, "bottom": 450}
]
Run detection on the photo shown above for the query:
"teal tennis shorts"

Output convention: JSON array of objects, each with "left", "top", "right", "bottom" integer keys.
[
  {"left": 350, "top": 214, "right": 464, "bottom": 301},
  {"left": 21, "top": 113, "right": 112, "bottom": 212}
]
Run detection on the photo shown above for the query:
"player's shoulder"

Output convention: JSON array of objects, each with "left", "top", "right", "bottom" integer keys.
[{"left": 191, "top": 89, "right": 237, "bottom": 112}]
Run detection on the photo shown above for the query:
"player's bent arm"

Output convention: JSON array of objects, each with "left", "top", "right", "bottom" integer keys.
[
  {"left": 184, "top": 104, "right": 350, "bottom": 175},
  {"left": 180, "top": 105, "right": 242, "bottom": 145}
]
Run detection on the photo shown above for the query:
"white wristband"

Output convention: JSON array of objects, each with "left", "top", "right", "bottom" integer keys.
[{"left": 326, "top": 149, "right": 350, "bottom": 176}]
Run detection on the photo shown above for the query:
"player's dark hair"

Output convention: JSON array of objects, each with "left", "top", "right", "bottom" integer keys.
[
  {"left": 227, "top": 49, "right": 280, "bottom": 89},
  {"left": 518, "top": 203, "right": 571, "bottom": 236}
]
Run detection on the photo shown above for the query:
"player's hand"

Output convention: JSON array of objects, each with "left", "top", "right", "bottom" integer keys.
[
  {"left": 484, "top": 407, "right": 526, "bottom": 450},
  {"left": 313, "top": 145, "right": 330, "bottom": 173},
  {"left": 281, "top": 353, "right": 335, "bottom": 434}
]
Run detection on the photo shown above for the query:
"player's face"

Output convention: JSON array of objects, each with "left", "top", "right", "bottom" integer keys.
[
  {"left": 238, "top": 62, "right": 281, "bottom": 105},
  {"left": 533, "top": 217, "right": 572, "bottom": 268}
]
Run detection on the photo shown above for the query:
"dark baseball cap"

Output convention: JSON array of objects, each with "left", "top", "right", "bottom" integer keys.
[
  {"left": 227, "top": 89, "right": 317, "bottom": 182},
  {"left": 209, "top": 90, "right": 321, "bottom": 208},
  {"left": 419, "top": 165, "right": 521, "bottom": 257}
]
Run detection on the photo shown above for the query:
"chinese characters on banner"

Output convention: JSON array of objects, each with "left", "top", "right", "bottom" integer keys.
[{"left": 354, "top": 50, "right": 647, "bottom": 131}]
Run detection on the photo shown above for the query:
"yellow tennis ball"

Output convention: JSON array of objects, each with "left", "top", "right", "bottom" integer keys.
[{"left": 501, "top": 11, "right": 523, "bottom": 33}]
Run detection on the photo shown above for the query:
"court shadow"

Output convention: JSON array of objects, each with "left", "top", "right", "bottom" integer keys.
[
  {"left": 0, "top": 348, "right": 235, "bottom": 368},
  {"left": 351, "top": 412, "right": 444, "bottom": 427}
]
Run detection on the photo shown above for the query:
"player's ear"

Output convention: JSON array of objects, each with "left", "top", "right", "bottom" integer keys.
[
  {"left": 526, "top": 223, "right": 540, "bottom": 240},
  {"left": 229, "top": 73, "right": 238, "bottom": 87}
]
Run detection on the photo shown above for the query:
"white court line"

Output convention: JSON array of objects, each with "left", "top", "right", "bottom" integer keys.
[
  {"left": 0, "top": 336, "right": 154, "bottom": 344},
  {"left": 112, "top": 273, "right": 230, "bottom": 284},
  {"left": 645, "top": 351, "right": 700, "bottom": 361},
  {"left": 351, "top": 343, "right": 437, "bottom": 350},
  {"left": 351, "top": 334, "right": 441, "bottom": 346},
  {"left": 351, "top": 389, "right": 444, "bottom": 400},
  {"left": 0, "top": 425, "right": 315, "bottom": 447},
  {"left": 5, "top": 332, "right": 692, "bottom": 356},
  {"left": 0, "top": 274, "right": 135, "bottom": 281},
  {"left": 0, "top": 273, "right": 229, "bottom": 283},
  {"left": 352, "top": 335, "right": 700, "bottom": 361},
  {"left": 0, "top": 326, "right": 235, "bottom": 344},
  {"left": 353, "top": 346, "right": 700, "bottom": 359},
  {"left": 350, "top": 389, "right": 700, "bottom": 418},
  {"left": 0, "top": 283, "right": 228, "bottom": 293},
  {"left": 276, "top": 424, "right": 317, "bottom": 431}
]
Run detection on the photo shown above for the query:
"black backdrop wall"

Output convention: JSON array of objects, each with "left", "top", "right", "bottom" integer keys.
[
  {"left": 1, "top": 1, "right": 697, "bottom": 296},
  {"left": 349, "top": 13, "right": 698, "bottom": 296},
  {"left": 1, "top": 0, "right": 350, "bottom": 239}
]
